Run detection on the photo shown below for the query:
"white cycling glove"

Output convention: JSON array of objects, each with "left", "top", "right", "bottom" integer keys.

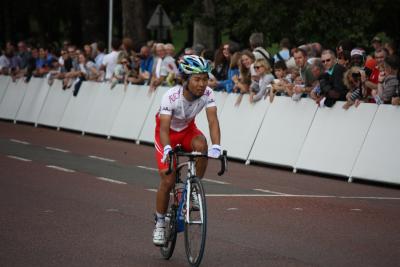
[
  {"left": 208, "top": 144, "right": 221, "bottom": 159},
  {"left": 161, "top": 145, "right": 172, "bottom": 163}
]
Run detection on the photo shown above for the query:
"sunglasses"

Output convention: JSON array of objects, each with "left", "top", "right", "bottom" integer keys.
[
  {"left": 254, "top": 65, "right": 263, "bottom": 69},
  {"left": 322, "top": 58, "right": 332, "bottom": 64}
]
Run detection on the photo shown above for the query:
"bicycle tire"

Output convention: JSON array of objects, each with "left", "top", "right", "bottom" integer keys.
[
  {"left": 184, "top": 177, "right": 207, "bottom": 267},
  {"left": 160, "top": 203, "right": 178, "bottom": 259}
]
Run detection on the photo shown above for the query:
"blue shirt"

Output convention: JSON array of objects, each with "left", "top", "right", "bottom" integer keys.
[{"left": 140, "top": 56, "right": 154, "bottom": 73}]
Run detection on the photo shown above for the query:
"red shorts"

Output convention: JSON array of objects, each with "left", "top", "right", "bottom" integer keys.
[{"left": 155, "top": 116, "right": 204, "bottom": 170}]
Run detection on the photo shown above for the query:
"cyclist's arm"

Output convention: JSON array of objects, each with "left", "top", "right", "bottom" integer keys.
[
  {"left": 159, "top": 114, "right": 172, "bottom": 147},
  {"left": 206, "top": 106, "right": 220, "bottom": 145}
]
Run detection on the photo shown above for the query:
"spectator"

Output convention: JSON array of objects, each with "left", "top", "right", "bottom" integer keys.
[
  {"left": 149, "top": 43, "right": 167, "bottom": 93},
  {"left": 94, "top": 41, "right": 106, "bottom": 70},
  {"left": 270, "top": 60, "right": 292, "bottom": 100},
  {"left": 384, "top": 40, "right": 397, "bottom": 56},
  {"left": 364, "top": 48, "right": 387, "bottom": 97},
  {"left": 122, "top": 37, "right": 134, "bottom": 55},
  {"left": 250, "top": 58, "right": 274, "bottom": 103},
  {"left": 17, "top": 41, "right": 31, "bottom": 70},
  {"left": 249, "top": 32, "right": 273, "bottom": 67},
  {"left": 292, "top": 47, "right": 316, "bottom": 96},
  {"left": 318, "top": 49, "right": 347, "bottom": 107},
  {"left": 371, "top": 36, "right": 383, "bottom": 53},
  {"left": 212, "top": 43, "right": 231, "bottom": 82},
  {"left": 139, "top": 45, "right": 153, "bottom": 83},
  {"left": 309, "top": 59, "right": 324, "bottom": 100},
  {"left": 274, "top": 38, "right": 291, "bottom": 63},
  {"left": 350, "top": 48, "right": 365, "bottom": 67},
  {"left": 163, "top": 43, "right": 179, "bottom": 86},
  {"left": 215, "top": 51, "right": 241, "bottom": 93},
  {"left": 102, "top": 38, "right": 121, "bottom": 81},
  {"left": 125, "top": 52, "right": 144, "bottom": 86},
  {"left": 110, "top": 53, "right": 129, "bottom": 89},
  {"left": 372, "top": 55, "right": 400, "bottom": 104},
  {"left": 337, "top": 50, "right": 351, "bottom": 69},
  {"left": 234, "top": 50, "right": 254, "bottom": 105},
  {"left": 342, "top": 66, "right": 366, "bottom": 109}
]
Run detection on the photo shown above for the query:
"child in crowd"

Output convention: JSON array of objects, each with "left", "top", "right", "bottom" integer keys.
[
  {"left": 291, "top": 71, "right": 305, "bottom": 101},
  {"left": 110, "top": 54, "right": 128, "bottom": 89},
  {"left": 249, "top": 58, "right": 274, "bottom": 103},
  {"left": 269, "top": 60, "right": 292, "bottom": 102},
  {"left": 342, "top": 66, "right": 365, "bottom": 109}
]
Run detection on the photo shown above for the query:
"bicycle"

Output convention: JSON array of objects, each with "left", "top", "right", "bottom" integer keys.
[{"left": 160, "top": 145, "right": 227, "bottom": 267}]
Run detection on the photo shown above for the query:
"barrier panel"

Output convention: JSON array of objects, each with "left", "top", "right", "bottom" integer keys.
[
  {"left": 0, "top": 76, "right": 11, "bottom": 103},
  {"left": 0, "top": 79, "right": 28, "bottom": 121},
  {"left": 59, "top": 81, "right": 100, "bottom": 132},
  {"left": 137, "top": 87, "right": 169, "bottom": 144},
  {"left": 248, "top": 96, "right": 317, "bottom": 167},
  {"left": 84, "top": 83, "right": 125, "bottom": 137},
  {"left": 16, "top": 78, "right": 49, "bottom": 124},
  {"left": 37, "top": 79, "right": 72, "bottom": 127},
  {"left": 195, "top": 91, "right": 228, "bottom": 145},
  {"left": 351, "top": 105, "right": 400, "bottom": 185},
  {"left": 109, "top": 85, "right": 156, "bottom": 141},
  {"left": 295, "top": 102, "right": 378, "bottom": 177},
  {"left": 218, "top": 94, "right": 270, "bottom": 160}
]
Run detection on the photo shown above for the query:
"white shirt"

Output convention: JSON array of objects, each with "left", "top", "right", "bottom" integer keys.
[
  {"left": 102, "top": 51, "right": 119, "bottom": 80},
  {"left": 159, "top": 85, "right": 216, "bottom": 132}
]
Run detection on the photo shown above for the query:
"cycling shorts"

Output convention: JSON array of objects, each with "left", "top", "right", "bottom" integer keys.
[{"left": 155, "top": 115, "right": 204, "bottom": 171}]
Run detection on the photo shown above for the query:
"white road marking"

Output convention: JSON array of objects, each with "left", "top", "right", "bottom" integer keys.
[
  {"left": 227, "top": 208, "right": 238, "bottom": 211},
  {"left": 146, "top": 189, "right": 158, "bottom": 192},
  {"left": 204, "top": 194, "right": 400, "bottom": 200},
  {"left": 293, "top": 208, "right": 303, "bottom": 211},
  {"left": 253, "top": 188, "right": 287, "bottom": 195},
  {"left": 7, "top": 155, "right": 32, "bottom": 162},
  {"left": 137, "top": 166, "right": 158, "bottom": 171},
  {"left": 106, "top": 209, "right": 120, "bottom": 212},
  {"left": 43, "top": 210, "right": 54, "bottom": 213},
  {"left": 350, "top": 208, "right": 362, "bottom": 211},
  {"left": 89, "top": 155, "right": 116, "bottom": 162},
  {"left": 203, "top": 178, "right": 230, "bottom": 185},
  {"left": 10, "top": 139, "right": 30, "bottom": 145},
  {"left": 45, "top": 146, "right": 69, "bottom": 153},
  {"left": 46, "top": 165, "right": 75, "bottom": 173},
  {"left": 97, "top": 177, "right": 126, "bottom": 185}
]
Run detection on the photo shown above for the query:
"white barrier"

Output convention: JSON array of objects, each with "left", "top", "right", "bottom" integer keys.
[
  {"left": 0, "top": 76, "right": 398, "bottom": 185},
  {"left": 109, "top": 85, "right": 156, "bottom": 140},
  {"left": 351, "top": 105, "right": 400, "bottom": 184},
  {"left": 295, "top": 102, "right": 378, "bottom": 177},
  {"left": 195, "top": 91, "right": 228, "bottom": 144},
  {"left": 16, "top": 78, "right": 49, "bottom": 124},
  {"left": 59, "top": 81, "right": 100, "bottom": 132},
  {"left": 84, "top": 83, "right": 125, "bottom": 136},
  {"left": 137, "top": 87, "right": 169, "bottom": 144},
  {"left": 37, "top": 79, "right": 72, "bottom": 127},
  {"left": 219, "top": 94, "right": 270, "bottom": 160},
  {"left": 248, "top": 97, "right": 317, "bottom": 167},
  {"left": 0, "top": 76, "right": 11, "bottom": 103},
  {"left": 0, "top": 79, "right": 28, "bottom": 121}
]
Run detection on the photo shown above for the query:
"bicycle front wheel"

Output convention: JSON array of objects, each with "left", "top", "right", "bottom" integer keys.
[
  {"left": 160, "top": 204, "right": 178, "bottom": 260},
  {"left": 184, "top": 177, "right": 207, "bottom": 267}
]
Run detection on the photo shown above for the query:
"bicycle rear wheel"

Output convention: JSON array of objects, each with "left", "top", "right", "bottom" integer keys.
[
  {"left": 160, "top": 203, "right": 178, "bottom": 259},
  {"left": 184, "top": 177, "right": 207, "bottom": 267}
]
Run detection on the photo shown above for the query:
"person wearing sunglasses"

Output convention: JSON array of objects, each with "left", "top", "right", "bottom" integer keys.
[
  {"left": 317, "top": 49, "right": 347, "bottom": 107},
  {"left": 250, "top": 58, "right": 274, "bottom": 103}
]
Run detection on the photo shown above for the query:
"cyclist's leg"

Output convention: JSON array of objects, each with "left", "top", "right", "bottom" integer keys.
[{"left": 181, "top": 127, "right": 208, "bottom": 178}]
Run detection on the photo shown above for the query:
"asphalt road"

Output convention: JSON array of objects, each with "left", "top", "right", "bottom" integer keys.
[{"left": 0, "top": 121, "right": 399, "bottom": 267}]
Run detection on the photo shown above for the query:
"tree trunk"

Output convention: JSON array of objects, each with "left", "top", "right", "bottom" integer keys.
[
  {"left": 121, "top": 0, "right": 147, "bottom": 46},
  {"left": 193, "top": 0, "right": 216, "bottom": 51},
  {"left": 80, "top": 0, "right": 107, "bottom": 44}
]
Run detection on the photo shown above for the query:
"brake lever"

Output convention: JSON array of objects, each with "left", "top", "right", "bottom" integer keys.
[{"left": 217, "top": 150, "right": 227, "bottom": 176}]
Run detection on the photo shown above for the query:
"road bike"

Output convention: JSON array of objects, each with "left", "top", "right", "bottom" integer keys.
[{"left": 160, "top": 145, "right": 227, "bottom": 267}]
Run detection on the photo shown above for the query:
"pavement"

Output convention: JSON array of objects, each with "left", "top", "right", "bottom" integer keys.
[{"left": 0, "top": 120, "right": 399, "bottom": 267}]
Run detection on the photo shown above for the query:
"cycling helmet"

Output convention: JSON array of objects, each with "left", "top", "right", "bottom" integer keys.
[{"left": 178, "top": 55, "right": 211, "bottom": 75}]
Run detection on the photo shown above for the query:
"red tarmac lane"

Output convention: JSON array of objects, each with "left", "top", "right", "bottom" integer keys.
[{"left": 0, "top": 120, "right": 400, "bottom": 267}]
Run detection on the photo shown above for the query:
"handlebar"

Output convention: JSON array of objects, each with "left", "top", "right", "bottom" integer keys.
[{"left": 165, "top": 145, "right": 228, "bottom": 176}]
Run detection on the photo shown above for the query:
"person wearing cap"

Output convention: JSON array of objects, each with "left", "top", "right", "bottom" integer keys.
[
  {"left": 372, "top": 55, "right": 400, "bottom": 105},
  {"left": 364, "top": 48, "right": 388, "bottom": 98},
  {"left": 350, "top": 48, "right": 365, "bottom": 67}
]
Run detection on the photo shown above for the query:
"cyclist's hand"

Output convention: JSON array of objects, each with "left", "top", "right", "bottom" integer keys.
[
  {"left": 208, "top": 144, "right": 221, "bottom": 158},
  {"left": 161, "top": 145, "right": 172, "bottom": 163}
]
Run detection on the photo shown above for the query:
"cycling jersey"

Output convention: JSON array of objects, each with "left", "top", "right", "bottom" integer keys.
[{"left": 158, "top": 85, "right": 216, "bottom": 132}]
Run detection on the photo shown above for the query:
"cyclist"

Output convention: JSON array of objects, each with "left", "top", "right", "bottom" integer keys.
[{"left": 153, "top": 55, "right": 221, "bottom": 246}]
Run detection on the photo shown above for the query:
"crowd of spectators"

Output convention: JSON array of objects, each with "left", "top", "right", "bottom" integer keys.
[{"left": 0, "top": 33, "right": 399, "bottom": 107}]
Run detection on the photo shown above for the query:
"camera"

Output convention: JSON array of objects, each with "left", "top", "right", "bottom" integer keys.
[{"left": 352, "top": 72, "right": 361, "bottom": 79}]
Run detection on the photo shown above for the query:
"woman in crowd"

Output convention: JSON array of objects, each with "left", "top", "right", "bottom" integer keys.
[{"left": 250, "top": 58, "right": 274, "bottom": 103}]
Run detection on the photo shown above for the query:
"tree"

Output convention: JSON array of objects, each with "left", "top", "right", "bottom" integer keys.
[
  {"left": 121, "top": 0, "right": 148, "bottom": 45},
  {"left": 193, "top": 0, "right": 217, "bottom": 51}
]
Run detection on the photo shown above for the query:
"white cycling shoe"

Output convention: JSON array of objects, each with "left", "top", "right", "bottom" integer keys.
[
  {"left": 191, "top": 191, "right": 200, "bottom": 211},
  {"left": 152, "top": 225, "right": 166, "bottom": 246}
]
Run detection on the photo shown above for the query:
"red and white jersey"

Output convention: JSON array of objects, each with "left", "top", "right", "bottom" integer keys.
[{"left": 158, "top": 85, "right": 216, "bottom": 132}]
